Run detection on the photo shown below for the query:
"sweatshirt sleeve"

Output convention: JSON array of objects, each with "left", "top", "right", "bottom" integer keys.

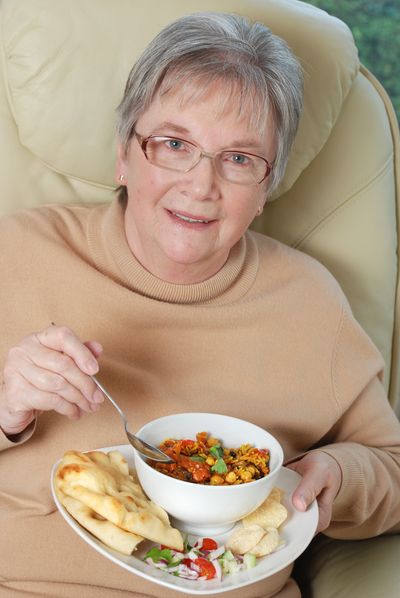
[
  {"left": 320, "top": 307, "right": 400, "bottom": 538},
  {"left": 0, "top": 420, "right": 36, "bottom": 451}
]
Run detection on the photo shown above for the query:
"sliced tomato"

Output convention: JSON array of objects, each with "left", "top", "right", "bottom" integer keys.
[
  {"left": 199, "top": 538, "right": 218, "bottom": 551},
  {"left": 194, "top": 557, "right": 217, "bottom": 579}
]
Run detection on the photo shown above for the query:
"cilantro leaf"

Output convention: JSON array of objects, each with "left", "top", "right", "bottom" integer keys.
[
  {"left": 190, "top": 455, "right": 205, "bottom": 462},
  {"left": 210, "top": 444, "right": 224, "bottom": 459},
  {"left": 211, "top": 458, "right": 228, "bottom": 474}
]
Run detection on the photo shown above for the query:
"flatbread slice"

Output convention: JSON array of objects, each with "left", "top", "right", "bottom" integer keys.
[
  {"left": 59, "top": 493, "right": 143, "bottom": 555},
  {"left": 54, "top": 450, "right": 183, "bottom": 551},
  {"left": 60, "top": 483, "right": 183, "bottom": 550}
]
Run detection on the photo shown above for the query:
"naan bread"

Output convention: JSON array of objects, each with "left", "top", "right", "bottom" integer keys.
[
  {"left": 54, "top": 450, "right": 183, "bottom": 553},
  {"left": 59, "top": 492, "right": 143, "bottom": 555}
]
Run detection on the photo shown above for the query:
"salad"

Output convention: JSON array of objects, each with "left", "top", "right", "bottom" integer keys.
[{"left": 143, "top": 536, "right": 257, "bottom": 581}]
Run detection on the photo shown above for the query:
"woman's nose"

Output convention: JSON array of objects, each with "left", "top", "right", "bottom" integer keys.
[{"left": 182, "top": 155, "right": 221, "bottom": 201}]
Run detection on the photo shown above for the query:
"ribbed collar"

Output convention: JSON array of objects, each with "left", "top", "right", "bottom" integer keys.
[{"left": 87, "top": 199, "right": 259, "bottom": 305}]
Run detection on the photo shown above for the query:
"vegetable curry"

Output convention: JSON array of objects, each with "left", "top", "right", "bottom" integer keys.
[{"left": 151, "top": 432, "right": 270, "bottom": 485}]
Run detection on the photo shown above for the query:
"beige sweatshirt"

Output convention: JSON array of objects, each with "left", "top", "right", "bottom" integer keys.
[{"left": 1, "top": 199, "right": 399, "bottom": 598}]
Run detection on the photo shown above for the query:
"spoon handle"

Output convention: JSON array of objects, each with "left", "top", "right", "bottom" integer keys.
[{"left": 91, "top": 375, "right": 127, "bottom": 422}]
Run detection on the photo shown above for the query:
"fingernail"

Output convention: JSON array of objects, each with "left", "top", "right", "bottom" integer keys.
[
  {"left": 92, "top": 389, "right": 104, "bottom": 403},
  {"left": 299, "top": 495, "right": 307, "bottom": 510},
  {"left": 85, "top": 358, "right": 98, "bottom": 374}
]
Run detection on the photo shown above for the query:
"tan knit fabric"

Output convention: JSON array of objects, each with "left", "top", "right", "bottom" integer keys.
[{"left": 1, "top": 199, "right": 399, "bottom": 597}]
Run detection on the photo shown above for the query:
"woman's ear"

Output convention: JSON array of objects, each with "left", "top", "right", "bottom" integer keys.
[{"left": 115, "top": 141, "right": 127, "bottom": 184}]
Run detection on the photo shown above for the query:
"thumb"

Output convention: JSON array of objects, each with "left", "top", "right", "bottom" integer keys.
[{"left": 286, "top": 462, "right": 318, "bottom": 512}]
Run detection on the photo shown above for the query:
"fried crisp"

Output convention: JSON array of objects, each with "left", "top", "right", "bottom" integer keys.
[
  {"left": 246, "top": 527, "right": 280, "bottom": 557},
  {"left": 54, "top": 450, "right": 183, "bottom": 553},
  {"left": 242, "top": 491, "right": 287, "bottom": 529},
  {"left": 267, "top": 486, "right": 284, "bottom": 503},
  {"left": 226, "top": 524, "right": 265, "bottom": 554},
  {"left": 226, "top": 486, "right": 287, "bottom": 557}
]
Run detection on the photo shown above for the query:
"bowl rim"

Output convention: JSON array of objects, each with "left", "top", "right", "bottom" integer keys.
[{"left": 134, "top": 411, "right": 284, "bottom": 491}]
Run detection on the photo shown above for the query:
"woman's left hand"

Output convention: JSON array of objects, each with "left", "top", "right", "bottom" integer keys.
[{"left": 286, "top": 451, "right": 342, "bottom": 533}]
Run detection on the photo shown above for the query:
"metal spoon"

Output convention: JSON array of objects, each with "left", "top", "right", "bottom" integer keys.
[{"left": 91, "top": 375, "right": 174, "bottom": 463}]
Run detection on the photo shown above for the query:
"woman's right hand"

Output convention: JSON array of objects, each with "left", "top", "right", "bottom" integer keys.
[{"left": 0, "top": 325, "right": 104, "bottom": 436}]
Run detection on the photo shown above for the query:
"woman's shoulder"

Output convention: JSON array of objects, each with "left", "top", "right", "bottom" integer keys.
[
  {"left": 0, "top": 202, "right": 105, "bottom": 246},
  {"left": 248, "top": 230, "right": 349, "bottom": 308}
]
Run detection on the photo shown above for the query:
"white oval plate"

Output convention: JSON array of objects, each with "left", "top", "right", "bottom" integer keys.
[{"left": 51, "top": 444, "right": 318, "bottom": 595}]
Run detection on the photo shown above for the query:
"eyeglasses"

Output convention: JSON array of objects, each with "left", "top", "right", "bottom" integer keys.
[{"left": 134, "top": 132, "right": 272, "bottom": 185}]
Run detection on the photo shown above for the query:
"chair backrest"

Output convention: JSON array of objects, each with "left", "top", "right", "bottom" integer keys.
[{"left": 1, "top": 0, "right": 399, "bottom": 412}]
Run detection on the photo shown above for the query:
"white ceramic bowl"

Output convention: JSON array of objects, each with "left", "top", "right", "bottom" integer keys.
[{"left": 133, "top": 412, "right": 284, "bottom": 535}]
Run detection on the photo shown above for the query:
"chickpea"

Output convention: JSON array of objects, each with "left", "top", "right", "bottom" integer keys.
[
  {"left": 239, "top": 470, "right": 253, "bottom": 482},
  {"left": 207, "top": 437, "right": 219, "bottom": 447},
  {"left": 206, "top": 456, "right": 215, "bottom": 466},
  {"left": 225, "top": 472, "right": 237, "bottom": 484},
  {"left": 210, "top": 474, "right": 225, "bottom": 485}
]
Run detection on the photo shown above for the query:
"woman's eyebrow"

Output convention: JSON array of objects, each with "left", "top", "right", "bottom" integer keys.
[
  {"left": 154, "top": 121, "right": 264, "bottom": 151},
  {"left": 154, "top": 121, "right": 190, "bottom": 135}
]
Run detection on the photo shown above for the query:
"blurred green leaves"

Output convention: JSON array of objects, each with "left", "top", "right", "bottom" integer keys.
[{"left": 304, "top": 0, "right": 399, "bottom": 123}]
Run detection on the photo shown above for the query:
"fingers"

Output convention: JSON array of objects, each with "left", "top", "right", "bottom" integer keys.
[
  {"left": 84, "top": 340, "right": 103, "bottom": 359},
  {"left": 0, "top": 325, "right": 104, "bottom": 434},
  {"left": 287, "top": 452, "right": 342, "bottom": 533},
  {"left": 36, "top": 325, "right": 100, "bottom": 375},
  {"left": 10, "top": 358, "right": 99, "bottom": 416}
]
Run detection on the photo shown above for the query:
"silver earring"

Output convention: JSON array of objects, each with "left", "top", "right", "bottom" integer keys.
[{"left": 119, "top": 174, "right": 125, "bottom": 182}]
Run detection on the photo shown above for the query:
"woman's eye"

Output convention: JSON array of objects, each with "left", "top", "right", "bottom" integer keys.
[
  {"left": 165, "top": 139, "right": 185, "bottom": 151},
  {"left": 227, "top": 153, "right": 251, "bottom": 166}
]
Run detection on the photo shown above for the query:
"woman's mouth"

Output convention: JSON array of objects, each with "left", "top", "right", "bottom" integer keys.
[{"left": 167, "top": 210, "right": 215, "bottom": 226}]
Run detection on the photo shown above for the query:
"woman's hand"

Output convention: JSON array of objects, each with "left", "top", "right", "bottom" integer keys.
[
  {"left": 286, "top": 451, "right": 342, "bottom": 533},
  {"left": 0, "top": 325, "right": 104, "bottom": 436}
]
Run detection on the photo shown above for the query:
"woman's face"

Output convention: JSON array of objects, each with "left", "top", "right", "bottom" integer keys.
[{"left": 117, "top": 83, "right": 276, "bottom": 284}]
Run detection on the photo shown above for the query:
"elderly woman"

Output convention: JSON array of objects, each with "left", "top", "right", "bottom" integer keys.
[{"left": 0, "top": 11, "right": 399, "bottom": 598}]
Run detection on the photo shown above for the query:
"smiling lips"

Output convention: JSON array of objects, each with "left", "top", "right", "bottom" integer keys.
[{"left": 168, "top": 210, "right": 215, "bottom": 225}]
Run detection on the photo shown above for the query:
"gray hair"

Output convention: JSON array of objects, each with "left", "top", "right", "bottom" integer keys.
[{"left": 116, "top": 12, "right": 303, "bottom": 201}]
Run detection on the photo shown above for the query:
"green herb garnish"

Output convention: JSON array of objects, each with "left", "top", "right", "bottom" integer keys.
[
  {"left": 143, "top": 547, "right": 181, "bottom": 568},
  {"left": 144, "top": 547, "right": 173, "bottom": 563},
  {"left": 210, "top": 444, "right": 228, "bottom": 474}
]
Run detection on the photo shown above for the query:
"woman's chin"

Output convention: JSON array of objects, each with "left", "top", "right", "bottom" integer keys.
[{"left": 155, "top": 248, "right": 226, "bottom": 284}]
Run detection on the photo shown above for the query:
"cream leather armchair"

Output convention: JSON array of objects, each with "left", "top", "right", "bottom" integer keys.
[{"left": 1, "top": 0, "right": 399, "bottom": 596}]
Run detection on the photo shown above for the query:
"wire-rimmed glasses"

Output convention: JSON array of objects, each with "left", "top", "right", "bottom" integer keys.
[{"left": 134, "top": 132, "right": 272, "bottom": 185}]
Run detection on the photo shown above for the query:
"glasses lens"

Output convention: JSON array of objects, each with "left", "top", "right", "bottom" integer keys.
[
  {"left": 140, "top": 135, "right": 270, "bottom": 185},
  {"left": 218, "top": 151, "right": 268, "bottom": 185},
  {"left": 145, "top": 137, "right": 198, "bottom": 171}
]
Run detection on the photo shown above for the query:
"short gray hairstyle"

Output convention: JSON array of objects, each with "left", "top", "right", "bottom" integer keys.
[{"left": 116, "top": 12, "right": 303, "bottom": 202}]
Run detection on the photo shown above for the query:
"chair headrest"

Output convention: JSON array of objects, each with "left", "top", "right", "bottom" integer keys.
[{"left": 2, "top": 0, "right": 359, "bottom": 199}]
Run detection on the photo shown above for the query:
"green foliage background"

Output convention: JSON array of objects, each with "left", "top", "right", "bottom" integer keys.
[{"left": 304, "top": 0, "right": 400, "bottom": 124}]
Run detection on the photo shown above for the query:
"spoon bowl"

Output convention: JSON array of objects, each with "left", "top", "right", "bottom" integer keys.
[{"left": 91, "top": 376, "right": 174, "bottom": 463}]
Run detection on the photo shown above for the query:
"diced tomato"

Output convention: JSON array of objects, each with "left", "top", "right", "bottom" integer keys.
[
  {"left": 182, "top": 558, "right": 192, "bottom": 567},
  {"left": 199, "top": 538, "right": 218, "bottom": 551},
  {"left": 194, "top": 557, "right": 217, "bottom": 579},
  {"left": 180, "top": 439, "right": 196, "bottom": 449}
]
